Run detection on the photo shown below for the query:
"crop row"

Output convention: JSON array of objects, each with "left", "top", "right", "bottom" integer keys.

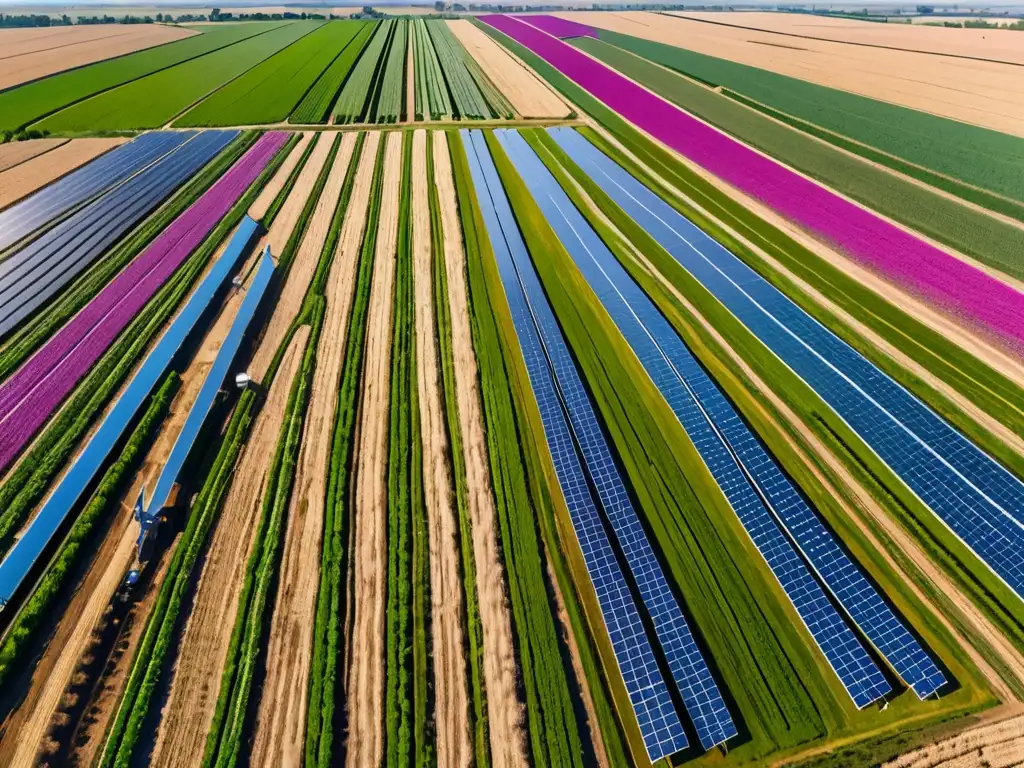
[
  {"left": 413, "top": 20, "right": 451, "bottom": 120},
  {"left": 177, "top": 21, "right": 367, "bottom": 127},
  {"left": 291, "top": 22, "right": 376, "bottom": 124},
  {"left": 334, "top": 21, "right": 394, "bottom": 123},
  {"left": 426, "top": 21, "right": 498, "bottom": 119},
  {"left": 374, "top": 20, "right": 408, "bottom": 123}
]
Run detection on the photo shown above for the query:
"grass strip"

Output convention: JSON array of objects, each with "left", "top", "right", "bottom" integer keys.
[{"left": 0, "top": 372, "right": 177, "bottom": 687}]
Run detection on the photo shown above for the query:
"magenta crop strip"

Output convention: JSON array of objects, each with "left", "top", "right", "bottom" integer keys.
[
  {"left": 518, "top": 14, "right": 598, "bottom": 39},
  {"left": 0, "top": 131, "right": 288, "bottom": 473},
  {"left": 480, "top": 15, "right": 1024, "bottom": 354}
]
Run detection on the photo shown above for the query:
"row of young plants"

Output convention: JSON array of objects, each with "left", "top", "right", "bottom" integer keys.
[
  {"left": 305, "top": 135, "right": 386, "bottom": 768},
  {"left": 375, "top": 20, "right": 409, "bottom": 123},
  {"left": 521, "top": 129, "right": 995, "bottom": 758},
  {"left": 292, "top": 21, "right": 376, "bottom": 124},
  {"left": 95, "top": 134, "right": 304, "bottom": 768},
  {"left": 426, "top": 21, "right": 508, "bottom": 120},
  {"left": 413, "top": 20, "right": 451, "bottom": 120},
  {"left": 334, "top": 20, "right": 396, "bottom": 123},
  {"left": 0, "top": 373, "right": 178, "bottom": 687},
  {"left": 446, "top": 130, "right": 627, "bottom": 767}
]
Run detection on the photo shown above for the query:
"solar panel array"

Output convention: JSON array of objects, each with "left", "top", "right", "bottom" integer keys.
[
  {"left": 549, "top": 126, "right": 1024, "bottom": 608},
  {"left": 462, "top": 129, "right": 692, "bottom": 762},
  {"left": 489, "top": 131, "right": 737, "bottom": 748},
  {"left": 0, "top": 131, "right": 194, "bottom": 252},
  {"left": 505, "top": 130, "right": 914, "bottom": 707},
  {"left": 0, "top": 131, "right": 237, "bottom": 337}
]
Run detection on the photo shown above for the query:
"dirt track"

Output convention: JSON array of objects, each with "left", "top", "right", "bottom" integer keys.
[
  {"left": 0, "top": 138, "right": 67, "bottom": 174},
  {"left": 249, "top": 130, "right": 379, "bottom": 768},
  {"left": 0, "top": 24, "right": 193, "bottom": 90},
  {"left": 249, "top": 132, "right": 346, "bottom": 380},
  {"left": 0, "top": 230, "right": 259, "bottom": 767},
  {"left": 345, "top": 130, "right": 402, "bottom": 768},
  {"left": 0, "top": 138, "right": 127, "bottom": 210},
  {"left": 567, "top": 11, "right": 1024, "bottom": 136},
  {"left": 412, "top": 130, "right": 471, "bottom": 768},
  {"left": 433, "top": 132, "right": 527, "bottom": 767},
  {"left": 249, "top": 132, "right": 314, "bottom": 222},
  {"left": 150, "top": 327, "right": 310, "bottom": 768},
  {"left": 448, "top": 20, "right": 570, "bottom": 119}
]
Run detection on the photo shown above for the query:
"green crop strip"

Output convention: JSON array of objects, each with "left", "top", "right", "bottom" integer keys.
[
  {"left": 0, "top": 372, "right": 177, "bottom": 687},
  {"left": 177, "top": 21, "right": 369, "bottom": 127},
  {"left": 305, "top": 135, "right": 387, "bottom": 768},
  {"left": 0, "top": 130, "right": 259, "bottom": 382},
  {"left": 485, "top": 130, "right": 864, "bottom": 761},
  {"left": 473, "top": 22, "right": 1024, "bottom": 484},
  {"left": 374, "top": 19, "right": 408, "bottom": 123},
  {"left": 414, "top": 20, "right": 451, "bottom": 120},
  {"left": 0, "top": 24, "right": 286, "bottom": 133},
  {"left": 571, "top": 36, "right": 1024, "bottom": 280},
  {"left": 335, "top": 20, "right": 394, "bottom": 123},
  {"left": 37, "top": 22, "right": 323, "bottom": 133},
  {"left": 426, "top": 21, "right": 510, "bottom": 120},
  {"left": 449, "top": 130, "right": 632, "bottom": 766},
  {"left": 292, "top": 22, "right": 375, "bottom": 124}
]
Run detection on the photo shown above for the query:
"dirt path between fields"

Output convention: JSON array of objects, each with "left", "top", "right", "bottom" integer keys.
[
  {"left": 412, "top": 130, "right": 471, "bottom": 768},
  {"left": 345, "top": 130, "right": 403, "bottom": 768},
  {"left": 249, "top": 131, "right": 378, "bottom": 768},
  {"left": 0, "top": 138, "right": 127, "bottom": 210},
  {"left": 150, "top": 326, "right": 310, "bottom": 768},
  {"left": 432, "top": 132, "right": 527, "bottom": 767},
  {"left": 248, "top": 133, "right": 342, "bottom": 381},
  {"left": 0, "top": 231, "right": 260, "bottom": 767},
  {"left": 249, "top": 132, "right": 313, "bottom": 223}
]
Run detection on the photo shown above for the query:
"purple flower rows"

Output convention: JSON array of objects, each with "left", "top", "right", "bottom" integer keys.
[
  {"left": 481, "top": 15, "right": 1024, "bottom": 354},
  {"left": 0, "top": 131, "right": 288, "bottom": 473},
  {"left": 518, "top": 14, "right": 598, "bottom": 39}
]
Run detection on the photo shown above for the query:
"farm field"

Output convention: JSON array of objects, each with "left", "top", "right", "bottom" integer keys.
[{"left": 0, "top": 6, "right": 1023, "bottom": 768}]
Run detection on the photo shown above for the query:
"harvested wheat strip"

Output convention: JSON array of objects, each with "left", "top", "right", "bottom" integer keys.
[
  {"left": 249, "top": 132, "right": 314, "bottom": 222},
  {"left": 447, "top": 20, "right": 569, "bottom": 119},
  {"left": 150, "top": 327, "right": 311, "bottom": 768},
  {"left": 249, "top": 133, "right": 349, "bottom": 380},
  {"left": 886, "top": 714, "right": 1024, "bottom": 768},
  {"left": 0, "top": 25, "right": 135, "bottom": 58},
  {"left": 250, "top": 131, "right": 380, "bottom": 768},
  {"left": 0, "top": 138, "right": 127, "bottom": 210},
  {"left": 432, "top": 131, "right": 527, "bottom": 767},
  {"left": 412, "top": 129, "right": 472, "bottom": 768},
  {"left": 0, "top": 138, "right": 67, "bottom": 174},
  {"left": 345, "top": 130, "right": 403, "bottom": 768}
]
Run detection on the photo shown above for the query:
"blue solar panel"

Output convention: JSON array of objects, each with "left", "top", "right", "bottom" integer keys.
[
  {"left": 462, "top": 129, "right": 691, "bottom": 762},
  {"left": 504, "top": 130, "right": 906, "bottom": 707},
  {"left": 549, "top": 126, "right": 1024, "bottom": 609},
  {"left": 0, "top": 131, "right": 237, "bottom": 337},
  {"left": 0, "top": 131, "right": 194, "bottom": 252}
]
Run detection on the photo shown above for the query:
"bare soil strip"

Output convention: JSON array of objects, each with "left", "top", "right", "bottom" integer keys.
[
  {"left": 568, "top": 11, "right": 1024, "bottom": 137},
  {"left": 249, "top": 132, "right": 345, "bottom": 381},
  {"left": 345, "top": 130, "right": 403, "bottom": 768},
  {"left": 432, "top": 132, "right": 527, "bottom": 767},
  {"left": 412, "top": 130, "right": 471, "bottom": 768},
  {"left": 150, "top": 326, "right": 311, "bottom": 768},
  {"left": 447, "top": 19, "right": 570, "bottom": 119},
  {"left": 885, "top": 713, "right": 1024, "bottom": 767},
  {"left": 0, "top": 138, "right": 128, "bottom": 210},
  {"left": 0, "top": 138, "right": 67, "bottom": 174},
  {"left": 248, "top": 132, "right": 314, "bottom": 222},
  {"left": 0, "top": 229, "right": 262, "bottom": 767},
  {"left": 249, "top": 130, "right": 378, "bottom": 768}
]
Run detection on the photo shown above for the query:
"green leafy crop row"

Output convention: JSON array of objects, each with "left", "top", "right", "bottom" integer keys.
[{"left": 291, "top": 21, "right": 375, "bottom": 124}]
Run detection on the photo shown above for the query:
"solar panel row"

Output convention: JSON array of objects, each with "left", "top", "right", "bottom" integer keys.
[
  {"left": 549, "top": 127, "right": 1024, "bottom": 607},
  {"left": 461, "top": 129, "right": 691, "bottom": 762},
  {"left": 489, "top": 130, "right": 738, "bottom": 748},
  {"left": 0, "top": 131, "right": 194, "bottom": 252},
  {"left": 503, "top": 129, "right": 914, "bottom": 707},
  {"left": 0, "top": 131, "right": 237, "bottom": 338}
]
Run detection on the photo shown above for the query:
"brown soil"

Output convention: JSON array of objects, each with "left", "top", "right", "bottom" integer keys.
[
  {"left": 0, "top": 139, "right": 67, "bottom": 174},
  {"left": 248, "top": 132, "right": 314, "bottom": 223},
  {"left": 0, "top": 25, "right": 193, "bottom": 90},
  {"left": 886, "top": 713, "right": 1024, "bottom": 767},
  {"left": 448, "top": 19, "right": 570, "bottom": 119},
  {"left": 248, "top": 130, "right": 376, "bottom": 768},
  {"left": 432, "top": 132, "right": 527, "bottom": 767},
  {"left": 412, "top": 129, "right": 472, "bottom": 768},
  {"left": 248, "top": 132, "right": 340, "bottom": 381},
  {"left": 149, "top": 326, "right": 310, "bottom": 768},
  {"left": 566, "top": 11, "right": 1024, "bottom": 136},
  {"left": 345, "top": 130, "right": 402, "bottom": 768},
  {"left": 0, "top": 138, "right": 128, "bottom": 210},
  {"left": 0, "top": 231, "right": 259, "bottom": 767}
]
